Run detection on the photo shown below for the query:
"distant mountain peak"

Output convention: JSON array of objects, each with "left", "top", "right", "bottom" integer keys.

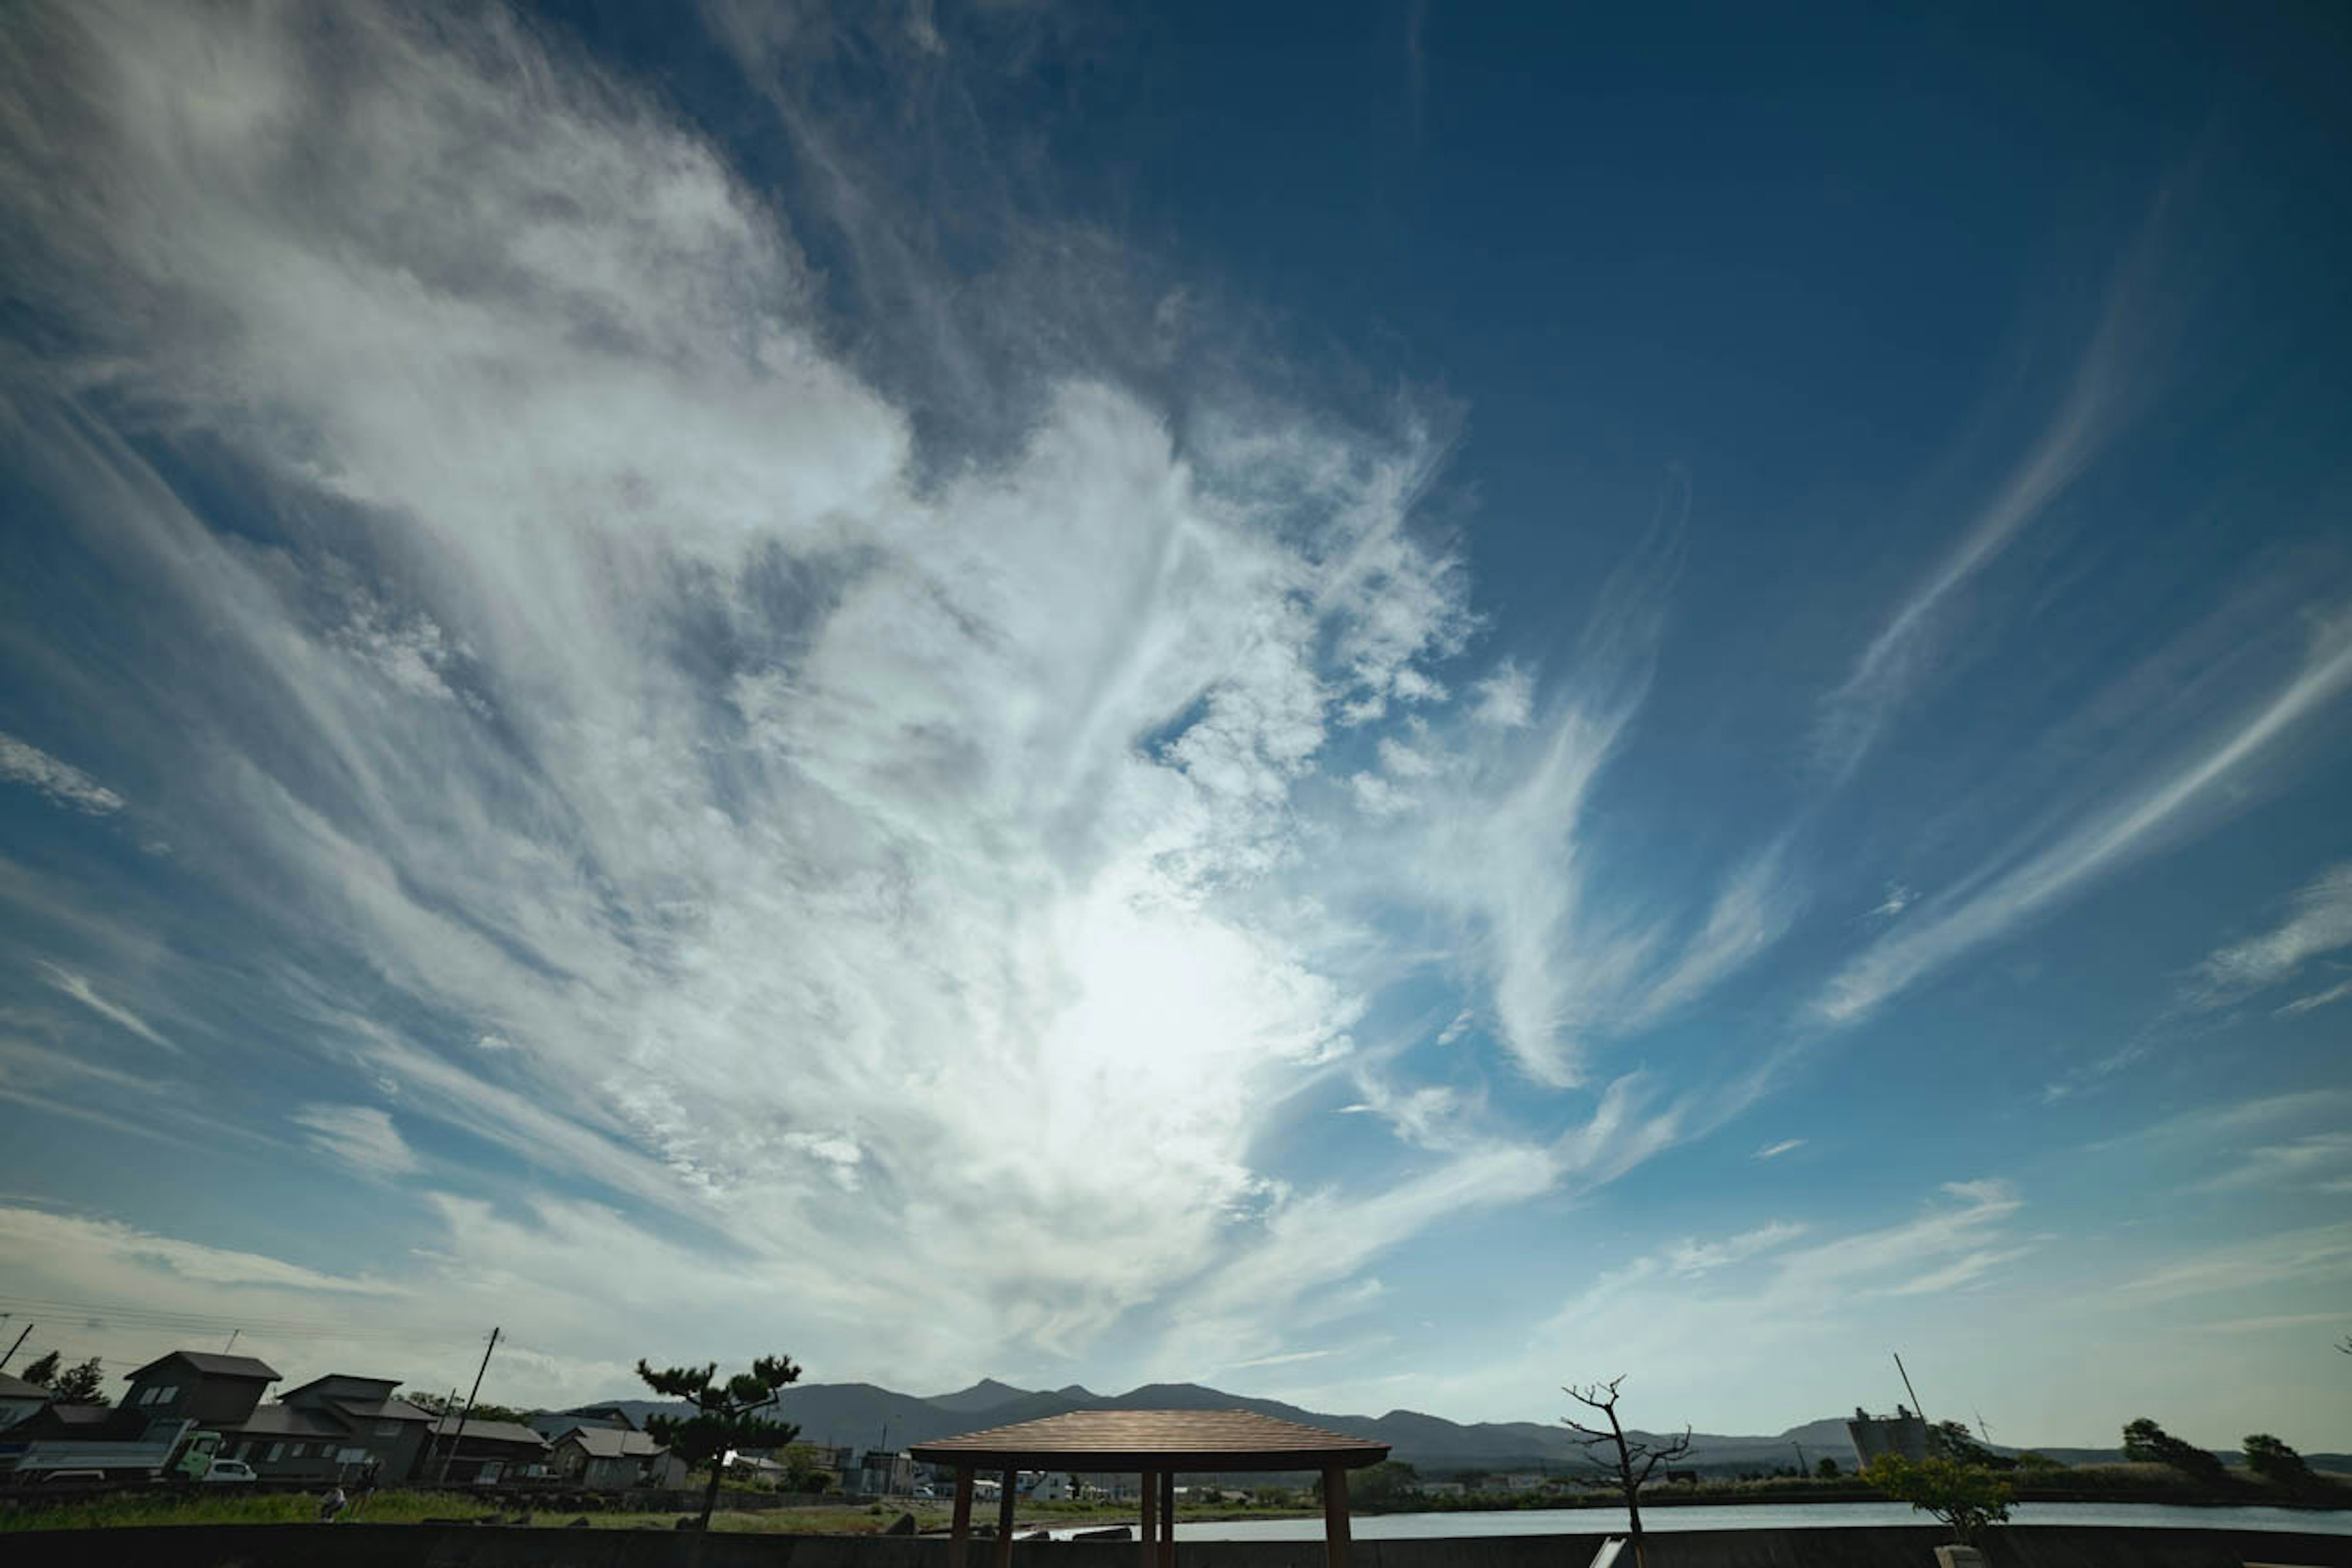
[{"left": 927, "top": 1378, "right": 1036, "bottom": 1414}]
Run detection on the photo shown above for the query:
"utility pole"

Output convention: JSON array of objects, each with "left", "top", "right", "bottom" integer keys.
[
  {"left": 428, "top": 1389, "right": 460, "bottom": 1481},
  {"left": 437, "top": 1327, "right": 501, "bottom": 1485},
  {"left": 0, "top": 1320, "right": 31, "bottom": 1371}
]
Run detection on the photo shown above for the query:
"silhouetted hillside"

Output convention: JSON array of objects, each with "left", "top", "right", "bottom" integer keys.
[{"left": 571, "top": 1378, "right": 2345, "bottom": 1477}]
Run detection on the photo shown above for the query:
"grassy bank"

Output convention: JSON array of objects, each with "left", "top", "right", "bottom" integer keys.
[
  {"left": 0, "top": 1492, "right": 1313, "bottom": 1535},
  {"left": 0, "top": 1490, "right": 504, "bottom": 1532}
]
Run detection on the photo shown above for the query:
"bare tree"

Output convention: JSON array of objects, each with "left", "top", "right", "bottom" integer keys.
[{"left": 1562, "top": 1375, "right": 1692, "bottom": 1568}]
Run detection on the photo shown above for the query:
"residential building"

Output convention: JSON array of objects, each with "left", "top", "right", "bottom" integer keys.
[
  {"left": 226, "top": 1402, "right": 359, "bottom": 1483},
  {"left": 552, "top": 1425, "right": 688, "bottom": 1490},
  {"left": 277, "top": 1375, "right": 435, "bottom": 1480},
  {"left": 0, "top": 1371, "right": 47, "bottom": 1430},
  {"left": 857, "top": 1448, "right": 915, "bottom": 1494},
  {"left": 122, "top": 1351, "right": 281, "bottom": 1427},
  {"left": 420, "top": 1417, "right": 552, "bottom": 1485}
]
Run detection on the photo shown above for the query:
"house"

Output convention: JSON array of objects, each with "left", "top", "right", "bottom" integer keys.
[
  {"left": 421, "top": 1417, "right": 552, "bottom": 1485},
  {"left": 5, "top": 1351, "right": 281, "bottom": 1472},
  {"left": 224, "top": 1401, "right": 360, "bottom": 1483},
  {"left": 552, "top": 1425, "right": 688, "bottom": 1490},
  {"left": 0, "top": 1371, "right": 47, "bottom": 1430},
  {"left": 123, "top": 1351, "right": 281, "bottom": 1427},
  {"left": 175, "top": 1373, "right": 433, "bottom": 1483},
  {"left": 857, "top": 1449, "right": 916, "bottom": 1494}
]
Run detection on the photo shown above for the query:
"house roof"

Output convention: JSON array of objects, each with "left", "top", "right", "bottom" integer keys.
[
  {"left": 559, "top": 1427, "right": 669, "bottom": 1460},
  {"left": 908, "top": 1410, "right": 1390, "bottom": 1472},
  {"left": 128, "top": 1351, "right": 282, "bottom": 1382},
  {"left": 442, "top": 1418, "right": 551, "bottom": 1450},
  {"left": 281, "top": 1374, "right": 399, "bottom": 1401},
  {"left": 331, "top": 1396, "right": 435, "bottom": 1423},
  {"left": 0, "top": 1371, "right": 47, "bottom": 1400},
  {"left": 234, "top": 1404, "right": 353, "bottom": 1438}
]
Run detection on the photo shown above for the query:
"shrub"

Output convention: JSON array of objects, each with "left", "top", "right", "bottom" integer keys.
[{"left": 1861, "top": 1453, "right": 2013, "bottom": 1544}]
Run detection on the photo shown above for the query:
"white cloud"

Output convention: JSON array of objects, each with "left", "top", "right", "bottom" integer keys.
[
  {"left": 1413, "top": 1178, "right": 2030, "bottom": 1419},
  {"left": 1812, "top": 611, "right": 2352, "bottom": 1027},
  {"left": 2194, "top": 1133, "right": 2352, "bottom": 1193},
  {"left": 290, "top": 1104, "right": 421, "bottom": 1180},
  {"left": 1752, "top": 1138, "right": 1806, "bottom": 1161},
  {"left": 1470, "top": 662, "right": 1534, "bottom": 728},
  {"left": 37, "top": 962, "right": 177, "bottom": 1054},
  {"left": 0, "top": 0, "right": 1557, "bottom": 1388},
  {"left": 1665, "top": 1221, "right": 1806, "bottom": 1277},
  {"left": 2274, "top": 977, "right": 2352, "bottom": 1017},
  {"left": 2193, "top": 862, "right": 2352, "bottom": 1006},
  {"left": 1812, "top": 217, "right": 2175, "bottom": 779},
  {"left": 1868, "top": 884, "right": 1916, "bottom": 919},
  {"left": 0, "top": 731, "right": 124, "bottom": 815},
  {"left": 2119, "top": 1224, "right": 2352, "bottom": 1303},
  {"left": 0, "top": 1205, "right": 388, "bottom": 1295}
]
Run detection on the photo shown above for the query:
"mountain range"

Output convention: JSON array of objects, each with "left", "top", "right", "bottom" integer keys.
[{"left": 580, "top": 1377, "right": 2073, "bottom": 1476}]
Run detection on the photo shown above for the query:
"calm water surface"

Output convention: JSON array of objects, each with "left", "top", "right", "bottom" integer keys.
[{"left": 1151, "top": 1502, "right": 2352, "bottom": 1539}]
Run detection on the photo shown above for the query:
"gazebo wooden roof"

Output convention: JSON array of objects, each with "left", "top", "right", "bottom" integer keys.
[
  {"left": 915, "top": 1409, "right": 1388, "bottom": 1568},
  {"left": 909, "top": 1408, "right": 1390, "bottom": 1472}
]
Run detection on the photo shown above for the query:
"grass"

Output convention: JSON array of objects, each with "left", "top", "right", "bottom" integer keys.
[
  {"left": 0, "top": 1489, "right": 502, "bottom": 1532},
  {"left": 0, "top": 1491, "right": 1314, "bottom": 1535}
]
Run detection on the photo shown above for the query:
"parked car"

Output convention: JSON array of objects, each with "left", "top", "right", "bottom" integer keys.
[
  {"left": 31, "top": 1469, "right": 107, "bottom": 1484},
  {"left": 202, "top": 1460, "right": 258, "bottom": 1483}
]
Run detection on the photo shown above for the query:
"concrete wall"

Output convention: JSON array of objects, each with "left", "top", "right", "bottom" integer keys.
[{"left": 6, "top": 1525, "right": 2350, "bottom": 1568}]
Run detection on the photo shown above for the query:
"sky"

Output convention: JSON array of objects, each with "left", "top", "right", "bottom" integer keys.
[{"left": 1, "top": 1, "right": 2349, "bottom": 1453}]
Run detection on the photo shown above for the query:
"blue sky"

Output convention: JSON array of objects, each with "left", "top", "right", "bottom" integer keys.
[{"left": 1, "top": 2, "right": 2348, "bottom": 1450}]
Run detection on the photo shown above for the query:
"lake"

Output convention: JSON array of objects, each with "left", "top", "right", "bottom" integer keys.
[{"left": 1154, "top": 1502, "right": 2352, "bottom": 1539}]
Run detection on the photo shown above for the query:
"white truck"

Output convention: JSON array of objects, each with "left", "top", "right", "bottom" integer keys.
[{"left": 7, "top": 1419, "right": 221, "bottom": 1483}]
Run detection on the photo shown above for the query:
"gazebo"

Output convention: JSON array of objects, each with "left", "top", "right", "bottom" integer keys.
[{"left": 910, "top": 1409, "right": 1390, "bottom": 1568}]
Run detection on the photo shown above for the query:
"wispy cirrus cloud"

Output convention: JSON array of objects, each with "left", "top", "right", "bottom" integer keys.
[
  {"left": 2193, "top": 1133, "right": 2352, "bottom": 1194},
  {"left": 1812, "top": 610, "right": 2352, "bottom": 1028},
  {"left": 2190, "top": 861, "right": 2352, "bottom": 1009},
  {"left": 1812, "top": 214, "right": 2181, "bottom": 780},
  {"left": 2119, "top": 1223, "right": 2352, "bottom": 1303},
  {"left": 0, "top": 0, "right": 1787, "bottom": 1396},
  {"left": 0, "top": 731, "right": 124, "bottom": 815},
  {"left": 37, "top": 962, "right": 176, "bottom": 1054},
  {"left": 290, "top": 1104, "right": 421, "bottom": 1182}
]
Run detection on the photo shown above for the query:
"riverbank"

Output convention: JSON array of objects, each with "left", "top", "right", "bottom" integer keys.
[{"left": 7, "top": 1521, "right": 2352, "bottom": 1568}]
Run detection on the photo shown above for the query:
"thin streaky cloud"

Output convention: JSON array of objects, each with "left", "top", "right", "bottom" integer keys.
[
  {"left": 289, "top": 1104, "right": 422, "bottom": 1181},
  {"left": 2274, "top": 976, "right": 2352, "bottom": 1017},
  {"left": 2191, "top": 861, "right": 2352, "bottom": 1007},
  {"left": 1753, "top": 1138, "right": 1806, "bottom": 1160},
  {"left": 1814, "top": 215, "right": 2177, "bottom": 781},
  {"left": 0, "top": 731, "right": 124, "bottom": 815},
  {"left": 37, "top": 962, "right": 178, "bottom": 1054},
  {"left": 1813, "top": 611, "right": 2352, "bottom": 1027}
]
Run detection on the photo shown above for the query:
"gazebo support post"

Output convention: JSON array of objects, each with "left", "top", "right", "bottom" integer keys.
[
  {"left": 1322, "top": 1465, "right": 1352, "bottom": 1568},
  {"left": 995, "top": 1467, "right": 1017, "bottom": 1568},
  {"left": 1138, "top": 1469, "right": 1158, "bottom": 1568},
  {"left": 951, "top": 1466, "right": 974, "bottom": 1568},
  {"left": 1158, "top": 1470, "right": 1175, "bottom": 1568}
]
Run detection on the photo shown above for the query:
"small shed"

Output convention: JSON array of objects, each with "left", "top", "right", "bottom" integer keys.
[{"left": 911, "top": 1409, "right": 1390, "bottom": 1568}]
